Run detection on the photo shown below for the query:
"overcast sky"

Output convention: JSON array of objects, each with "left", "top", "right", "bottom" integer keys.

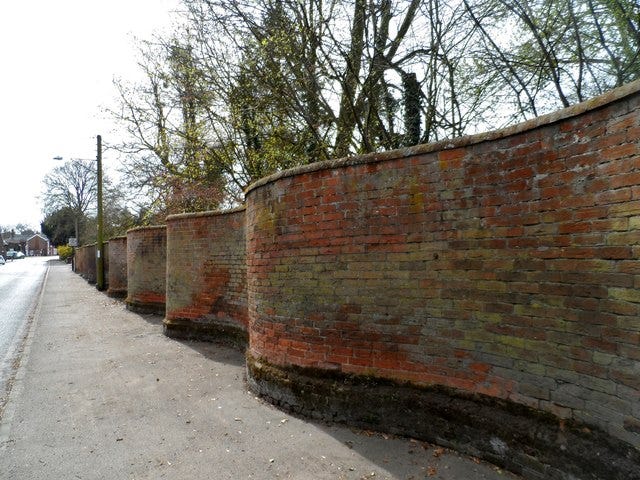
[{"left": 0, "top": 0, "right": 181, "bottom": 231}]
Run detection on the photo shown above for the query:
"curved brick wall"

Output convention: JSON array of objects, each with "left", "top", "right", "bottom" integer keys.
[
  {"left": 75, "top": 244, "right": 96, "bottom": 283},
  {"left": 126, "top": 226, "right": 166, "bottom": 314},
  {"left": 107, "top": 236, "right": 127, "bottom": 298},
  {"left": 103, "top": 241, "right": 109, "bottom": 290},
  {"left": 245, "top": 81, "right": 640, "bottom": 479},
  {"left": 73, "top": 245, "right": 87, "bottom": 277},
  {"left": 164, "top": 208, "right": 248, "bottom": 347}
]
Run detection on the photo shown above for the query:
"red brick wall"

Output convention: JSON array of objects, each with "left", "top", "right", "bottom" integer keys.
[
  {"left": 107, "top": 236, "right": 127, "bottom": 298},
  {"left": 103, "top": 241, "right": 109, "bottom": 289},
  {"left": 126, "top": 226, "right": 166, "bottom": 314},
  {"left": 74, "top": 245, "right": 87, "bottom": 276},
  {"left": 245, "top": 82, "right": 640, "bottom": 447},
  {"left": 164, "top": 208, "right": 248, "bottom": 345},
  {"left": 75, "top": 244, "right": 96, "bottom": 284}
]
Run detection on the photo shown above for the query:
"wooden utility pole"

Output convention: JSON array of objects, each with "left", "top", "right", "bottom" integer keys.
[{"left": 96, "top": 135, "right": 105, "bottom": 291}]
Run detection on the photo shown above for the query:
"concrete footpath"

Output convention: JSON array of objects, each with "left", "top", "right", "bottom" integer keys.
[{"left": 0, "top": 260, "right": 519, "bottom": 480}]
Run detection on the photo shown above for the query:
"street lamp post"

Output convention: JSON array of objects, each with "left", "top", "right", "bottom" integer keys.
[{"left": 53, "top": 134, "right": 105, "bottom": 291}]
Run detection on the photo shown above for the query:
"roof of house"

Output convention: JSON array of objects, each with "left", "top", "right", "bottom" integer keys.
[
  {"left": 1, "top": 232, "right": 49, "bottom": 245},
  {"left": 27, "top": 233, "right": 50, "bottom": 243}
]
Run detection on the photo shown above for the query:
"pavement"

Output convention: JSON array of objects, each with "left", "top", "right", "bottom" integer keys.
[{"left": 0, "top": 260, "right": 520, "bottom": 480}]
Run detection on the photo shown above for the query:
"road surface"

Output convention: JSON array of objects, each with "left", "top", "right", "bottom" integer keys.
[{"left": 0, "top": 256, "right": 50, "bottom": 408}]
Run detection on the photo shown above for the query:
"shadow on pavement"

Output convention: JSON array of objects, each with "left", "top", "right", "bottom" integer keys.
[
  {"left": 129, "top": 312, "right": 165, "bottom": 327},
  {"left": 113, "top": 297, "right": 516, "bottom": 479},
  {"left": 170, "top": 336, "right": 516, "bottom": 479},
  {"left": 175, "top": 337, "right": 246, "bottom": 369}
]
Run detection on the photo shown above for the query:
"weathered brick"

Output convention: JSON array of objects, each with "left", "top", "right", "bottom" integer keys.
[
  {"left": 609, "top": 287, "right": 640, "bottom": 304},
  {"left": 107, "top": 236, "right": 127, "bottom": 298},
  {"left": 126, "top": 225, "right": 166, "bottom": 314},
  {"left": 74, "top": 243, "right": 97, "bottom": 283},
  {"left": 242, "top": 82, "right": 640, "bottom": 454},
  {"left": 164, "top": 209, "right": 248, "bottom": 345}
]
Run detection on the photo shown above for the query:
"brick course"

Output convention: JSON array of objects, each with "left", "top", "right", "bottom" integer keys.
[
  {"left": 126, "top": 226, "right": 166, "bottom": 314},
  {"left": 73, "top": 243, "right": 109, "bottom": 289},
  {"left": 107, "top": 236, "right": 127, "bottom": 298},
  {"left": 74, "top": 244, "right": 96, "bottom": 284},
  {"left": 245, "top": 80, "right": 640, "bottom": 452},
  {"left": 103, "top": 241, "right": 109, "bottom": 289},
  {"left": 164, "top": 208, "right": 248, "bottom": 347}
]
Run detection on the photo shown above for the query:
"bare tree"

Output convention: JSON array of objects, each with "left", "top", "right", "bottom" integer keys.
[
  {"left": 110, "top": 35, "right": 226, "bottom": 222},
  {"left": 464, "top": 0, "right": 640, "bottom": 122},
  {"left": 110, "top": 0, "right": 639, "bottom": 215},
  {"left": 42, "top": 160, "right": 97, "bottom": 245}
]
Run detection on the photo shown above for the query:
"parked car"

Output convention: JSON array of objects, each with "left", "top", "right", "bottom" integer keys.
[
  {"left": 0, "top": 255, "right": 5, "bottom": 265},
  {"left": 6, "top": 250, "right": 25, "bottom": 259}
]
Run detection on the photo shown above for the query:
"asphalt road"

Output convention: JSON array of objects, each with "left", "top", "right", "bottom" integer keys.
[{"left": 0, "top": 256, "right": 50, "bottom": 407}]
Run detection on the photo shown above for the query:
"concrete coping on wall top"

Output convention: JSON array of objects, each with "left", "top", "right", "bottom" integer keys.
[
  {"left": 165, "top": 205, "right": 246, "bottom": 222},
  {"left": 126, "top": 224, "right": 167, "bottom": 234},
  {"left": 108, "top": 235, "right": 127, "bottom": 241},
  {"left": 245, "top": 79, "right": 640, "bottom": 196}
]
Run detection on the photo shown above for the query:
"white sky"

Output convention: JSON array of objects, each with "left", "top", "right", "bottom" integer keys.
[{"left": 0, "top": 0, "right": 182, "bottom": 231}]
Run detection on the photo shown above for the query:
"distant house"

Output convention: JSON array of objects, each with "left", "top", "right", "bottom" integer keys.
[
  {"left": 27, "top": 233, "right": 53, "bottom": 256},
  {"left": 1, "top": 231, "right": 54, "bottom": 256},
  {"left": 2, "top": 231, "right": 28, "bottom": 255}
]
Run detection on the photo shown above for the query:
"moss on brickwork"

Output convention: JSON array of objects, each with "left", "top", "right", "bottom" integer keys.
[
  {"left": 107, "top": 288, "right": 127, "bottom": 299},
  {"left": 126, "top": 226, "right": 167, "bottom": 317},
  {"left": 84, "top": 82, "right": 640, "bottom": 478},
  {"left": 246, "top": 354, "right": 640, "bottom": 480},
  {"left": 163, "top": 317, "right": 248, "bottom": 350},
  {"left": 107, "top": 236, "right": 127, "bottom": 298},
  {"left": 164, "top": 208, "right": 248, "bottom": 343},
  {"left": 244, "top": 80, "right": 640, "bottom": 456},
  {"left": 125, "top": 299, "right": 165, "bottom": 316},
  {"left": 75, "top": 244, "right": 97, "bottom": 284}
]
